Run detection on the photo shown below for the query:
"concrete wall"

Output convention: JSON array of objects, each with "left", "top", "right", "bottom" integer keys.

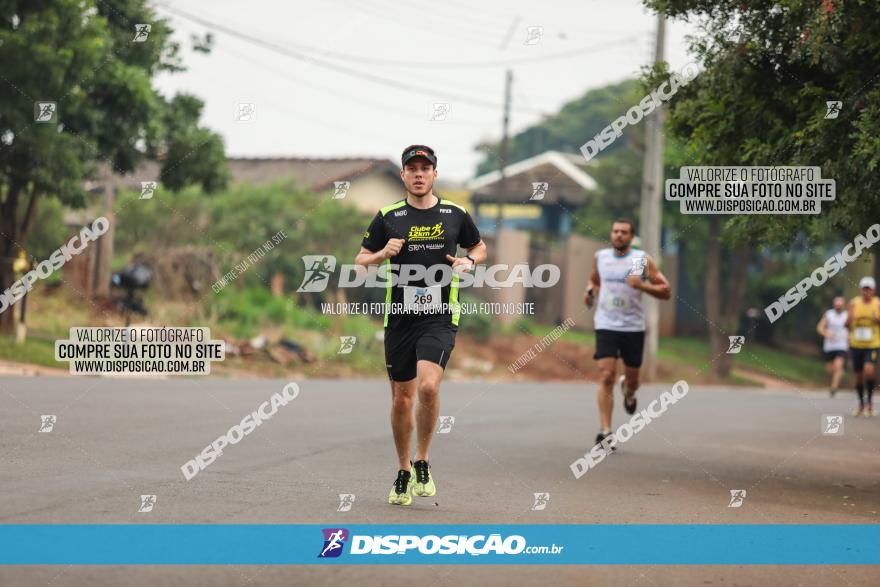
[
  {"left": 336, "top": 174, "right": 405, "bottom": 215},
  {"left": 484, "top": 229, "right": 531, "bottom": 324},
  {"left": 561, "top": 234, "right": 604, "bottom": 330}
]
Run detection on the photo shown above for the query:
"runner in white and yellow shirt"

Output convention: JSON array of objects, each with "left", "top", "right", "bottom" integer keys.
[{"left": 846, "top": 277, "right": 880, "bottom": 417}]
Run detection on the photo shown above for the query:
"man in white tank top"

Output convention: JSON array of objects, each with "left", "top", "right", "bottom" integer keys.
[
  {"left": 816, "top": 296, "right": 849, "bottom": 396},
  {"left": 584, "top": 219, "right": 671, "bottom": 449}
]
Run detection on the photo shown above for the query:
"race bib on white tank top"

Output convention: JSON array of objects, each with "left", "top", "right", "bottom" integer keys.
[
  {"left": 822, "top": 309, "right": 848, "bottom": 352},
  {"left": 593, "top": 248, "right": 646, "bottom": 332}
]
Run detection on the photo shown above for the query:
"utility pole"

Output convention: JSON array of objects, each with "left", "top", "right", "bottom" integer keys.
[
  {"left": 496, "top": 69, "right": 512, "bottom": 230},
  {"left": 639, "top": 14, "right": 666, "bottom": 380}
]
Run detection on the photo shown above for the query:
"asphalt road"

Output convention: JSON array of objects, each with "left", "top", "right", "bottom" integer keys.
[{"left": 1, "top": 375, "right": 878, "bottom": 586}]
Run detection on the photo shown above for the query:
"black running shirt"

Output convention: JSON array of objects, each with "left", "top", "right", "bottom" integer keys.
[{"left": 361, "top": 197, "right": 481, "bottom": 329}]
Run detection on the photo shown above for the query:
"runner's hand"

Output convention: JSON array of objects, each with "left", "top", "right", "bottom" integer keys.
[
  {"left": 382, "top": 238, "right": 405, "bottom": 259},
  {"left": 584, "top": 287, "right": 594, "bottom": 308},
  {"left": 625, "top": 274, "right": 644, "bottom": 289},
  {"left": 446, "top": 254, "right": 474, "bottom": 273}
]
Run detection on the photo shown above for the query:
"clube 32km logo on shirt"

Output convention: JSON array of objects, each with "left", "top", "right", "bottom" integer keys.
[{"left": 317, "top": 528, "right": 562, "bottom": 558}]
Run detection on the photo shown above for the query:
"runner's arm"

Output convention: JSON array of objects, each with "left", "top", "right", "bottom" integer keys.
[
  {"left": 354, "top": 212, "right": 403, "bottom": 266},
  {"left": 816, "top": 315, "right": 828, "bottom": 338},
  {"left": 355, "top": 246, "right": 383, "bottom": 266},
  {"left": 446, "top": 240, "right": 486, "bottom": 270},
  {"left": 636, "top": 255, "right": 671, "bottom": 300},
  {"left": 585, "top": 254, "right": 600, "bottom": 307},
  {"left": 466, "top": 240, "right": 487, "bottom": 263},
  {"left": 845, "top": 300, "right": 855, "bottom": 329}
]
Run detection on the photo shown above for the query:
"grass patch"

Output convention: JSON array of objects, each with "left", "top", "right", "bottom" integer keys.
[{"left": 0, "top": 335, "right": 59, "bottom": 369}]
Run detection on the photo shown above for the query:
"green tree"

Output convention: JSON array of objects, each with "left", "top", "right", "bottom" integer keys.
[
  {"left": 0, "top": 0, "right": 227, "bottom": 332},
  {"left": 475, "top": 79, "right": 644, "bottom": 176},
  {"left": 642, "top": 0, "right": 880, "bottom": 371}
]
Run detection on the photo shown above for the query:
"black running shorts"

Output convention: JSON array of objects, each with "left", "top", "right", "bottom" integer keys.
[
  {"left": 593, "top": 329, "right": 645, "bottom": 368},
  {"left": 384, "top": 321, "right": 456, "bottom": 381},
  {"left": 851, "top": 347, "right": 879, "bottom": 373},
  {"left": 823, "top": 349, "right": 846, "bottom": 363}
]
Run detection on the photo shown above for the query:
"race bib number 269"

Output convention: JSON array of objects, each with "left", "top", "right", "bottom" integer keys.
[{"left": 403, "top": 285, "right": 441, "bottom": 312}]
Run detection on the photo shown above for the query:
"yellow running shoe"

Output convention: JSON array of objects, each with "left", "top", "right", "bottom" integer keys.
[
  {"left": 412, "top": 460, "right": 436, "bottom": 497},
  {"left": 866, "top": 404, "right": 875, "bottom": 417},
  {"left": 388, "top": 469, "right": 413, "bottom": 506}
]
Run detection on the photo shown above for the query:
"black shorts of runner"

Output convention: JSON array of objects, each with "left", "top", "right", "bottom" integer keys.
[
  {"left": 593, "top": 329, "right": 645, "bottom": 368},
  {"left": 850, "top": 348, "right": 879, "bottom": 373},
  {"left": 823, "top": 350, "right": 847, "bottom": 363},
  {"left": 385, "top": 321, "right": 456, "bottom": 381}
]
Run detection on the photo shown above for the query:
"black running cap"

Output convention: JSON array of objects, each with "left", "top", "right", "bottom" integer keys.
[{"left": 401, "top": 144, "right": 437, "bottom": 167}]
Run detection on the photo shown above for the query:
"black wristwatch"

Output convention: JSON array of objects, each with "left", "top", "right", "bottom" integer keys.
[{"left": 465, "top": 254, "right": 476, "bottom": 264}]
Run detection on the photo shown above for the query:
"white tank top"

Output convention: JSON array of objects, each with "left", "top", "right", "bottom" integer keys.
[
  {"left": 593, "top": 248, "right": 646, "bottom": 332},
  {"left": 822, "top": 309, "right": 849, "bottom": 351}
]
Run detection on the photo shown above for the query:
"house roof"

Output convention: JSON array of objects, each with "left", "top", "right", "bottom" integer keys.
[
  {"left": 226, "top": 157, "right": 400, "bottom": 191},
  {"left": 91, "top": 157, "right": 401, "bottom": 193},
  {"left": 467, "top": 151, "right": 597, "bottom": 206}
]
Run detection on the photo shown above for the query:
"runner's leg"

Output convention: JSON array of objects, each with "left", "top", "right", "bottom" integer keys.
[
  {"left": 414, "top": 360, "right": 443, "bottom": 462},
  {"left": 864, "top": 360, "right": 876, "bottom": 406},
  {"left": 597, "top": 357, "right": 617, "bottom": 432},
  {"left": 831, "top": 355, "right": 844, "bottom": 391},
  {"left": 624, "top": 365, "right": 641, "bottom": 396},
  {"left": 390, "top": 379, "right": 417, "bottom": 470}
]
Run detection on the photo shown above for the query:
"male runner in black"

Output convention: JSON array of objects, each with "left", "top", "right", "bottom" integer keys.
[{"left": 355, "top": 144, "right": 487, "bottom": 505}]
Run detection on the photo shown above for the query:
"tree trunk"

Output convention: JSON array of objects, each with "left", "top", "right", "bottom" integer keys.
[
  {"left": 875, "top": 249, "right": 880, "bottom": 290},
  {"left": 0, "top": 179, "right": 23, "bottom": 334},
  {"left": 704, "top": 217, "right": 752, "bottom": 379},
  {"left": 704, "top": 217, "right": 728, "bottom": 376}
]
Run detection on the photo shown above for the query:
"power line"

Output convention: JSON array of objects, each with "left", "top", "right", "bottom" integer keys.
[
  {"left": 159, "top": 4, "right": 640, "bottom": 69},
  {"left": 157, "top": 3, "right": 551, "bottom": 116},
  {"left": 216, "top": 42, "right": 486, "bottom": 126},
  {"left": 343, "top": 0, "right": 509, "bottom": 48}
]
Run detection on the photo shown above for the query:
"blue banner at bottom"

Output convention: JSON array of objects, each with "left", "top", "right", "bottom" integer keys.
[{"left": 0, "top": 524, "right": 877, "bottom": 565}]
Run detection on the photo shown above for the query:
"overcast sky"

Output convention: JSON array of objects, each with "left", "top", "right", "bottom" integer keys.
[{"left": 153, "top": 0, "right": 699, "bottom": 182}]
